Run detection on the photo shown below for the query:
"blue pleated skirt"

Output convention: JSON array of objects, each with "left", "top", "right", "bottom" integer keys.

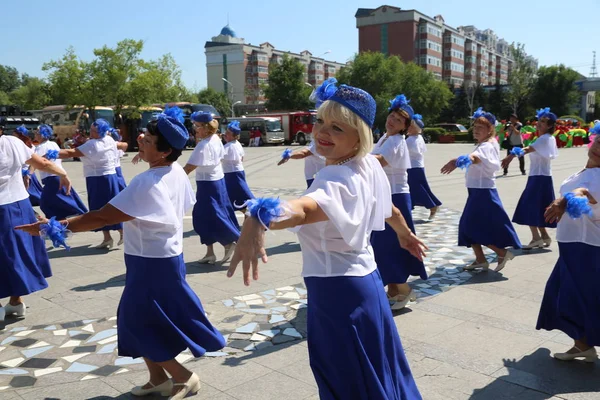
[
  {"left": 115, "top": 166, "right": 127, "bottom": 191},
  {"left": 86, "top": 174, "right": 123, "bottom": 231},
  {"left": 304, "top": 270, "right": 422, "bottom": 400},
  {"left": 306, "top": 179, "right": 314, "bottom": 189},
  {"left": 0, "top": 198, "right": 52, "bottom": 298},
  {"left": 372, "top": 193, "right": 428, "bottom": 285},
  {"left": 536, "top": 242, "right": 600, "bottom": 345},
  {"left": 408, "top": 168, "right": 442, "bottom": 209},
  {"left": 117, "top": 254, "right": 226, "bottom": 362},
  {"left": 512, "top": 175, "right": 557, "bottom": 228},
  {"left": 224, "top": 171, "right": 254, "bottom": 209},
  {"left": 459, "top": 188, "right": 521, "bottom": 249},
  {"left": 40, "top": 176, "right": 88, "bottom": 220},
  {"left": 27, "top": 173, "right": 43, "bottom": 207},
  {"left": 193, "top": 179, "right": 240, "bottom": 246}
]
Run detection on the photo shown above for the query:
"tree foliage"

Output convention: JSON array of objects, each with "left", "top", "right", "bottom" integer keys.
[
  {"left": 9, "top": 77, "right": 51, "bottom": 110},
  {"left": 197, "top": 88, "right": 231, "bottom": 117},
  {"left": 530, "top": 65, "right": 580, "bottom": 117},
  {"left": 337, "top": 52, "right": 453, "bottom": 129},
  {"left": 505, "top": 43, "right": 536, "bottom": 115},
  {"left": 0, "top": 65, "right": 21, "bottom": 93},
  {"left": 264, "top": 55, "right": 312, "bottom": 111}
]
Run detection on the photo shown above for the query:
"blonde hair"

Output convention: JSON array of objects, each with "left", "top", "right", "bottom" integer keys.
[
  {"left": 473, "top": 117, "right": 496, "bottom": 138},
  {"left": 317, "top": 100, "right": 373, "bottom": 158},
  {"left": 199, "top": 119, "right": 219, "bottom": 135}
]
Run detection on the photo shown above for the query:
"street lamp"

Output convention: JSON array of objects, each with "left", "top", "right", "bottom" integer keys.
[
  {"left": 222, "top": 77, "right": 235, "bottom": 102},
  {"left": 317, "top": 50, "right": 331, "bottom": 58},
  {"left": 231, "top": 101, "right": 241, "bottom": 117}
]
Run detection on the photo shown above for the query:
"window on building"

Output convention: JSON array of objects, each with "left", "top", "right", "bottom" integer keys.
[
  {"left": 258, "top": 66, "right": 268, "bottom": 73},
  {"left": 419, "top": 25, "right": 427, "bottom": 33},
  {"left": 420, "top": 55, "right": 427, "bottom": 65},
  {"left": 427, "top": 40, "right": 442, "bottom": 52}
]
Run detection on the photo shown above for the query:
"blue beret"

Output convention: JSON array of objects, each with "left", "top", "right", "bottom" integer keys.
[
  {"left": 191, "top": 111, "right": 213, "bottom": 123},
  {"left": 156, "top": 114, "right": 189, "bottom": 150}
]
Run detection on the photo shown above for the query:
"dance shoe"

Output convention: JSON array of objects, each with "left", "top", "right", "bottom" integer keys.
[
  {"left": 95, "top": 239, "right": 114, "bottom": 249},
  {"left": 131, "top": 379, "right": 173, "bottom": 397},
  {"left": 554, "top": 347, "right": 597, "bottom": 362},
  {"left": 495, "top": 251, "right": 515, "bottom": 272},
  {"left": 170, "top": 373, "right": 201, "bottom": 400},
  {"left": 4, "top": 302, "right": 26, "bottom": 317}
]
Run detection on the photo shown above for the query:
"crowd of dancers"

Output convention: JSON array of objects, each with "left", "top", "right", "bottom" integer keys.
[{"left": 1, "top": 77, "right": 599, "bottom": 399}]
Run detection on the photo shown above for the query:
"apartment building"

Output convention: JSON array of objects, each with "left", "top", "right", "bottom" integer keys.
[
  {"left": 356, "top": 6, "right": 537, "bottom": 87},
  {"left": 205, "top": 25, "right": 346, "bottom": 104}
]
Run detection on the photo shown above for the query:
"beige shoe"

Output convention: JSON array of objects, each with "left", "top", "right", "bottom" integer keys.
[
  {"left": 220, "top": 243, "right": 236, "bottom": 264},
  {"left": 388, "top": 289, "right": 416, "bottom": 311},
  {"left": 554, "top": 347, "right": 597, "bottom": 362},
  {"left": 543, "top": 238, "right": 552, "bottom": 247},
  {"left": 4, "top": 302, "right": 26, "bottom": 317},
  {"left": 522, "top": 239, "right": 544, "bottom": 250},
  {"left": 131, "top": 379, "right": 173, "bottom": 397},
  {"left": 198, "top": 255, "right": 216, "bottom": 265},
  {"left": 170, "top": 373, "right": 201, "bottom": 400},
  {"left": 463, "top": 261, "right": 490, "bottom": 271},
  {"left": 495, "top": 251, "right": 515, "bottom": 272},
  {"left": 95, "top": 239, "right": 114, "bottom": 249}
]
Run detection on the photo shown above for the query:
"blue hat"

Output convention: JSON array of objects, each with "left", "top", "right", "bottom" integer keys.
[
  {"left": 413, "top": 114, "right": 425, "bottom": 129},
  {"left": 39, "top": 124, "right": 53, "bottom": 139},
  {"left": 536, "top": 107, "right": 557, "bottom": 122},
  {"left": 388, "top": 94, "right": 414, "bottom": 120},
  {"left": 163, "top": 105, "right": 185, "bottom": 123},
  {"left": 471, "top": 107, "right": 496, "bottom": 125},
  {"left": 109, "top": 128, "right": 121, "bottom": 142},
  {"left": 92, "top": 118, "right": 111, "bottom": 138},
  {"left": 156, "top": 109, "right": 189, "bottom": 150},
  {"left": 15, "top": 125, "right": 28, "bottom": 135},
  {"left": 313, "top": 79, "right": 376, "bottom": 127},
  {"left": 191, "top": 111, "right": 213, "bottom": 123},
  {"left": 228, "top": 120, "right": 241, "bottom": 135}
]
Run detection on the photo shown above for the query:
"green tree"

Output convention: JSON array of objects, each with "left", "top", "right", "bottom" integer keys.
[
  {"left": 43, "top": 47, "right": 89, "bottom": 106},
  {"left": 0, "top": 91, "right": 10, "bottom": 104},
  {"left": 506, "top": 43, "right": 536, "bottom": 116},
  {"left": 337, "top": 52, "right": 452, "bottom": 129},
  {"left": 9, "top": 77, "right": 51, "bottom": 109},
  {"left": 0, "top": 65, "right": 20, "bottom": 93},
  {"left": 264, "top": 55, "right": 312, "bottom": 111},
  {"left": 196, "top": 87, "right": 232, "bottom": 117},
  {"left": 530, "top": 65, "right": 580, "bottom": 116}
]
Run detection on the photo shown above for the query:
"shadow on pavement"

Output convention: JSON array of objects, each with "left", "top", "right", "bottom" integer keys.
[
  {"left": 470, "top": 348, "right": 600, "bottom": 399},
  {"left": 47, "top": 244, "right": 114, "bottom": 259},
  {"left": 72, "top": 274, "right": 126, "bottom": 292}
]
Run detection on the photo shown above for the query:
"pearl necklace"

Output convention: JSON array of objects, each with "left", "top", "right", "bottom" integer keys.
[{"left": 336, "top": 156, "right": 355, "bottom": 166}]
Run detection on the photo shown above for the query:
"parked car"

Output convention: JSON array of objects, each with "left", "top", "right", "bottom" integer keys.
[{"left": 434, "top": 123, "right": 468, "bottom": 133}]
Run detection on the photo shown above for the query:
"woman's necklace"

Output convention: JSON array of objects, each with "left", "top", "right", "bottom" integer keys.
[{"left": 336, "top": 156, "right": 355, "bottom": 166}]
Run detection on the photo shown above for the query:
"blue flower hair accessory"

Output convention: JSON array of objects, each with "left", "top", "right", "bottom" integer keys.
[
  {"left": 455, "top": 155, "right": 472, "bottom": 169},
  {"left": 328, "top": 84, "right": 377, "bottom": 127},
  {"left": 92, "top": 119, "right": 111, "bottom": 138},
  {"left": 163, "top": 106, "right": 185, "bottom": 123},
  {"left": 281, "top": 148, "right": 292, "bottom": 160},
  {"left": 228, "top": 120, "right": 241, "bottom": 135},
  {"left": 237, "top": 197, "right": 289, "bottom": 230},
  {"left": 40, "top": 217, "right": 71, "bottom": 250},
  {"left": 471, "top": 107, "right": 496, "bottom": 125},
  {"left": 45, "top": 149, "right": 59, "bottom": 161},
  {"left": 413, "top": 114, "right": 425, "bottom": 129},
  {"left": 310, "top": 78, "right": 338, "bottom": 108},
  {"left": 15, "top": 125, "right": 28, "bottom": 135},
  {"left": 388, "top": 94, "right": 414, "bottom": 119},
  {"left": 536, "top": 107, "right": 557, "bottom": 122},
  {"left": 22, "top": 167, "right": 31, "bottom": 177},
  {"left": 589, "top": 122, "right": 600, "bottom": 135},
  {"left": 191, "top": 111, "right": 213, "bottom": 123},
  {"left": 39, "top": 124, "right": 53, "bottom": 139},
  {"left": 510, "top": 147, "right": 525, "bottom": 158},
  {"left": 564, "top": 192, "right": 593, "bottom": 219}
]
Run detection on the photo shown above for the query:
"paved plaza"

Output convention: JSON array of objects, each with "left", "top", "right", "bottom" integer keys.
[{"left": 0, "top": 143, "right": 599, "bottom": 399}]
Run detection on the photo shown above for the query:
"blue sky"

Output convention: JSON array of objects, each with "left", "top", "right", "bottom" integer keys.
[{"left": 4, "top": 0, "right": 599, "bottom": 90}]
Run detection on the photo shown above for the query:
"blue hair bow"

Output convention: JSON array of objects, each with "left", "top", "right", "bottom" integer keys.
[
  {"left": 311, "top": 78, "right": 338, "bottom": 107},
  {"left": 388, "top": 94, "right": 410, "bottom": 112},
  {"left": 163, "top": 106, "right": 185, "bottom": 123},
  {"left": 471, "top": 107, "right": 496, "bottom": 125},
  {"left": 39, "top": 124, "right": 53, "bottom": 139},
  {"left": 536, "top": 107, "right": 557, "bottom": 122}
]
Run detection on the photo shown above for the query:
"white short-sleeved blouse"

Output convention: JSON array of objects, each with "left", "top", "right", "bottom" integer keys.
[
  {"left": 529, "top": 134, "right": 558, "bottom": 176},
  {"left": 406, "top": 134, "right": 427, "bottom": 169},
  {"left": 465, "top": 141, "right": 501, "bottom": 189},
  {"left": 304, "top": 141, "right": 326, "bottom": 181},
  {"left": 556, "top": 168, "right": 600, "bottom": 247},
  {"left": 0, "top": 135, "right": 34, "bottom": 206},
  {"left": 77, "top": 136, "right": 118, "bottom": 177},
  {"left": 223, "top": 141, "right": 245, "bottom": 173},
  {"left": 371, "top": 133, "right": 411, "bottom": 194},
  {"left": 296, "top": 154, "right": 392, "bottom": 278},
  {"left": 187, "top": 135, "right": 225, "bottom": 181},
  {"left": 109, "top": 162, "right": 196, "bottom": 258},
  {"left": 34, "top": 141, "right": 63, "bottom": 180}
]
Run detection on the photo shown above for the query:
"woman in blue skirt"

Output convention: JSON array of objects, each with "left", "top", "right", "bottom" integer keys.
[
  {"left": 0, "top": 129, "right": 72, "bottom": 321},
  {"left": 407, "top": 114, "right": 442, "bottom": 221},
  {"left": 110, "top": 128, "right": 128, "bottom": 191},
  {"left": 222, "top": 120, "right": 254, "bottom": 210},
  {"left": 58, "top": 119, "right": 128, "bottom": 248},
  {"left": 441, "top": 108, "right": 521, "bottom": 272},
  {"left": 18, "top": 109, "right": 225, "bottom": 399},
  {"left": 228, "top": 82, "right": 424, "bottom": 400},
  {"left": 371, "top": 94, "right": 427, "bottom": 310},
  {"left": 13, "top": 126, "right": 43, "bottom": 207},
  {"left": 537, "top": 127, "right": 600, "bottom": 362},
  {"left": 184, "top": 112, "right": 240, "bottom": 264},
  {"left": 32, "top": 125, "right": 88, "bottom": 220},
  {"left": 502, "top": 107, "right": 559, "bottom": 249}
]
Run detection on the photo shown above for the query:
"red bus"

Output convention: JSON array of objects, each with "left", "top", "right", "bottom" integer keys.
[{"left": 248, "top": 111, "right": 315, "bottom": 145}]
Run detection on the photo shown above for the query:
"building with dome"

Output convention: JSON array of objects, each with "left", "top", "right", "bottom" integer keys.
[{"left": 205, "top": 25, "right": 346, "bottom": 105}]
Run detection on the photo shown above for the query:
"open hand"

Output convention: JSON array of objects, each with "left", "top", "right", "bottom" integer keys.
[
  {"left": 501, "top": 155, "right": 514, "bottom": 170},
  {"left": 544, "top": 198, "right": 566, "bottom": 224},
  {"left": 59, "top": 176, "right": 72, "bottom": 195},
  {"left": 15, "top": 219, "right": 48, "bottom": 236},
  {"left": 227, "top": 218, "right": 268, "bottom": 286},
  {"left": 441, "top": 159, "right": 457, "bottom": 175},
  {"left": 398, "top": 232, "right": 428, "bottom": 261}
]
